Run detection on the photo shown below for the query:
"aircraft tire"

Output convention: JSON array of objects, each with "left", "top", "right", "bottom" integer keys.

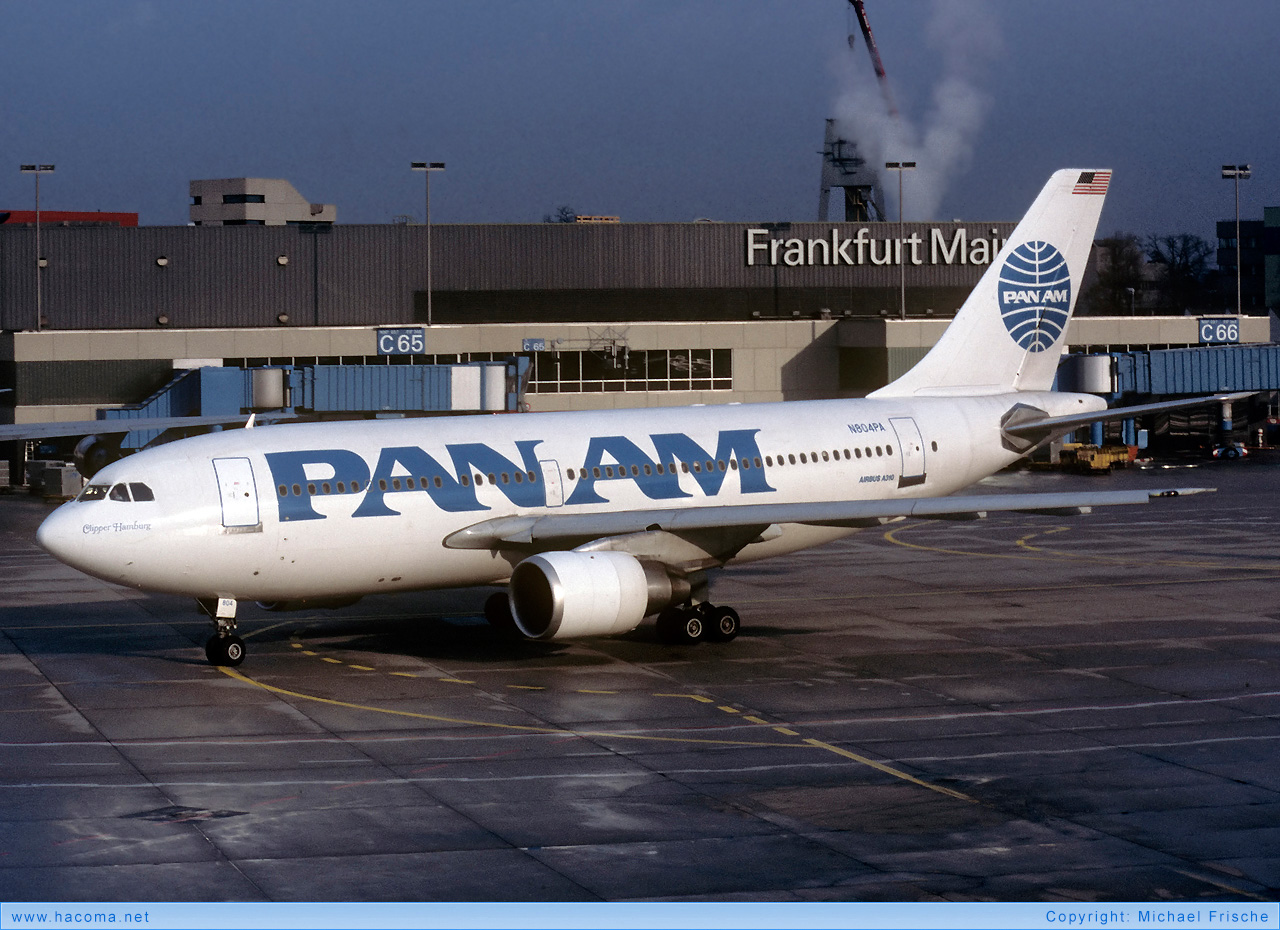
[
  {"left": 705, "top": 606, "right": 740, "bottom": 643},
  {"left": 205, "top": 634, "right": 246, "bottom": 667},
  {"left": 656, "top": 606, "right": 704, "bottom": 645}
]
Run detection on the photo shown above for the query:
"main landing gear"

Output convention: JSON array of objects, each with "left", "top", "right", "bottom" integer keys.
[
  {"left": 655, "top": 602, "right": 740, "bottom": 645},
  {"left": 197, "top": 597, "right": 245, "bottom": 667}
]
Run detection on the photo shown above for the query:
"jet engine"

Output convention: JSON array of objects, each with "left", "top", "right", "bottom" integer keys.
[
  {"left": 508, "top": 551, "right": 688, "bottom": 641},
  {"left": 73, "top": 434, "right": 124, "bottom": 479}
]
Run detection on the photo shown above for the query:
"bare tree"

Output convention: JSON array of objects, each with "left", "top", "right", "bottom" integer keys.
[
  {"left": 1146, "top": 233, "right": 1213, "bottom": 314},
  {"left": 1080, "top": 233, "right": 1145, "bottom": 315},
  {"left": 542, "top": 205, "right": 577, "bottom": 224}
]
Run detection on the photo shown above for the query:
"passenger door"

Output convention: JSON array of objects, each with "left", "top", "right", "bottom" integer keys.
[
  {"left": 889, "top": 417, "right": 927, "bottom": 489},
  {"left": 213, "top": 457, "right": 261, "bottom": 528}
]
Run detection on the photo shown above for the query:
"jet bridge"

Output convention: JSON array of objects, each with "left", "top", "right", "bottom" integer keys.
[{"left": 1060, "top": 344, "right": 1280, "bottom": 447}]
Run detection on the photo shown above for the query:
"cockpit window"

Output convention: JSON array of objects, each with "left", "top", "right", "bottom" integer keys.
[
  {"left": 129, "top": 483, "right": 155, "bottom": 501},
  {"left": 108, "top": 484, "right": 131, "bottom": 502},
  {"left": 79, "top": 484, "right": 110, "bottom": 501}
]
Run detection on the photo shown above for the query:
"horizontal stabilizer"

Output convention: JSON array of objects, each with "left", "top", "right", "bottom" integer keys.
[
  {"left": 1003, "top": 392, "right": 1253, "bottom": 439},
  {"left": 445, "top": 487, "right": 1213, "bottom": 550}
]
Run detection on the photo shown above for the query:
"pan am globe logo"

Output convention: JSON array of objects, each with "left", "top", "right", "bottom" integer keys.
[{"left": 998, "top": 241, "right": 1072, "bottom": 352}]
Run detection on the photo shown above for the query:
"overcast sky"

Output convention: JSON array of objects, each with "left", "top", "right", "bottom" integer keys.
[{"left": 2, "top": 1, "right": 1276, "bottom": 245}]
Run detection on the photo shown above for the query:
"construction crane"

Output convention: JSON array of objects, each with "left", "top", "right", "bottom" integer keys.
[
  {"left": 848, "top": 0, "right": 898, "bottom": 118},
  {"left": 818, "top": 0, "right": 899, "bottom": 222}
]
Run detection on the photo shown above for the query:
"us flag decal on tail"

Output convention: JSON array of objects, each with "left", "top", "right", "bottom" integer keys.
[{"left": 1073, "top": 170, "right": 1111, "bottom": 194}]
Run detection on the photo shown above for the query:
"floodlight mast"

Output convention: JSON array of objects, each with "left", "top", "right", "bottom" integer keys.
[
  {"left": 1218, "top": 168, "right": 1249, "bottom": 322},
  {"left": 885, "top": 161, "right": 916, "bottom": 320},
  {"left": 19, "top": 164, "right": 55, "bottom": 332},
  {"left": 411, "top": 161, "right": 446, "bottom": 327}
]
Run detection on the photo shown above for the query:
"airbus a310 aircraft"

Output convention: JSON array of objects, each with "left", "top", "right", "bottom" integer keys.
[{"left": 36, "top": 170, "right": 1234, "bottom": 666}]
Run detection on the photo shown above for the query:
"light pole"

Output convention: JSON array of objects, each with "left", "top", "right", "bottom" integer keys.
[
  {"left": 19, "top": 164, "right": 55, "bottom": 331},
  {"left": 411, "top": 161, "right": 445, "bottom": 327},
  {"left": 1221, "top": 164, "right": 1251, "bottom": 315},
  {"left": 885, "top": 161, "right": 915, "bottom": 320}
]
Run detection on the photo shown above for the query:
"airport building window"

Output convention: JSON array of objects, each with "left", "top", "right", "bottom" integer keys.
[
  {"left": 223, "top": 349, "right": 729, "bottom": 395},
  {"left": 527, "top": 348, "right": 732, "bottom": 394}
]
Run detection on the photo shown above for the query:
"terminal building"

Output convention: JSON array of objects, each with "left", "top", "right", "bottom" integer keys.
[{"left": 2, "top": 178, "right": 1278, "bottom": 480}]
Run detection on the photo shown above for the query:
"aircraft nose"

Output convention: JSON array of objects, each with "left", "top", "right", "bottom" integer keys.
[{"left": 36, "top": 505, "right": 86, "bottom": 570}]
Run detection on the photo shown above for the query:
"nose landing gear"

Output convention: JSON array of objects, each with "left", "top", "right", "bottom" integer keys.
[{"left": 197, "top": 597, "right": 245, "bottom": 667}]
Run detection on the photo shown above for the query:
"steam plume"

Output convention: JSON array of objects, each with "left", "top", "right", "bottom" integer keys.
[{"left": 832, "top": 0, "right": 1002, "bottom": 221}]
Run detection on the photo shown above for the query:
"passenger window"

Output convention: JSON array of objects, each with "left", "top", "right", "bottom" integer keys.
[
  {"left": 109, "top": 484, "right": 131, "bottom": 502},
  {"left": 854, "top": 448, "right": 862, "bottom": 459},
  {"left": 931, "top": 441, "right": 938, "bottom": 452},
  {"left": 886, "top": 445, "right": 893, "bottom": 455},
  {"left": 528, "top": 471, "right": 537, "bottom": 482},
  {"left": 433, "top": 476, "right": 443, "bottom": 488},
  {"left": 514, "top": 471, "right": 523, "bottom": 484},
  {"left": 80, "top": 484, "right": 109, "bottom": 501},
  {"left": 643, "top": 464, "right": 652, "bottom": 476},
  {"left": 501, "top": 473, "right": 510, "bottom": 484},
  {"left": 323, "top": 482, "right": 332, "bottom": 494},
  {"left": 337, "top": 481, "right": 346, "bottom": 494},
  {"left": 788, "top": 454, "right": 796, "bottom": 465},
  {"left": 308, "top": 483, "right": 318, "bottom": 495},
  {"left": 630, "top": 465, "right": 640, "bottom": 477},
  {"left": 765, "top": 456, "right": 774, "bottom": 467},
  {"left": 277, "top": 485, "right": 288, "bottom": 497},
  {"left": 821, "top": 451, "right": 829, "bottom": 462},
  {"left": 875, "top": 446, "right": 883, "bottom": 457},
  {"left": 799, "top": 453, "right": 807, "bottom": 464},
  {"left": 567, "top": 468, "right": 576, "bottom": 480},
  {"left": 460, "top": 475, "right": 471, "bottom": 487},
  {"left": 717, "top": 460, "right": 726, "bottom": 472},
  {"left": 292, "top": 483, "right": 302, "bottom": 496}
]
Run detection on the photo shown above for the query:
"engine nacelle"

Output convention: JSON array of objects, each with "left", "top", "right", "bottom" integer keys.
[
  {"left": 509, "top": 551, "right": 687, "bottom": 641},
  {"left": 73, "top": 434, "right": 124, "bottom": 479}
]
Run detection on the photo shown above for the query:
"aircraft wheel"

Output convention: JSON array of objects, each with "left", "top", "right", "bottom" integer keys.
[
  {"left": 705, "top": 605, "right": 740, "bottom": 643},
  {"left": 484, "top": 592, "right": 518, "bottom": 634},
  {"left": 205, "top": 634, "right": 246, "bottom": 667},
  {"left": 656, "top": 606, "right": 704, "bottom": 645}
]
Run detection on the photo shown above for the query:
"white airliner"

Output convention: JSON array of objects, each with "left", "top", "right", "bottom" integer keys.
[{"left": 35, "top": 170, "right": 1233, "bottom": 666}]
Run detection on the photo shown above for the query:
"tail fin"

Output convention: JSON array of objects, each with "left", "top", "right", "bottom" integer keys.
[{"left": 871, "top": 169, "right": 1110, "bottom": 398}]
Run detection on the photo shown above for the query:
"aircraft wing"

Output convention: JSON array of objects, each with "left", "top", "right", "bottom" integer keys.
[
  {"left": 1003, "top": 392, "right": 1252, "bottom": 440},
  {"left": 444, "top": 487, "right": 1211, "bottom": 550},
  {"left": 0, "top": 413, "right": 297, "bottom": 442}
]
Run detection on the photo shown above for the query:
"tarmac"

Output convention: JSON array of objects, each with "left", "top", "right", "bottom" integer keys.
[{"left": 1, "top": 458, "right": 1277, "bottom": 902}]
